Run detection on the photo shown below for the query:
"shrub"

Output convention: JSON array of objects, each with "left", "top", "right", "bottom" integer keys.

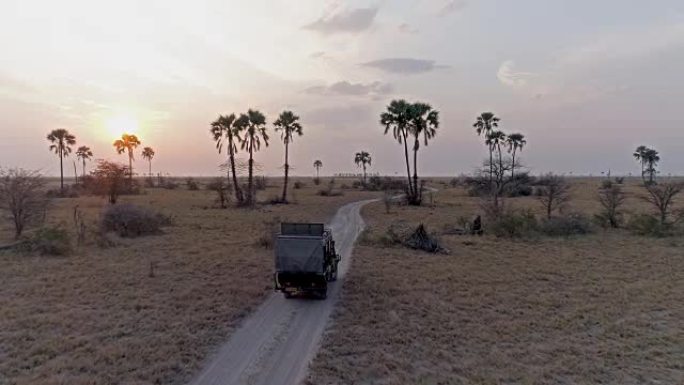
[
  {"left": 101, "top": 204, "right": 169, "bottom": 237},
  {"left": 186, "top": 178, "right": 199, "bottom": 191},
  {"left": 318, "top": 179, "right": 343, "bottom": 197},
  {"left": 90, "top": 160, "right": 128, "bottom": 204},
  {"left": 206, "top": 178, "right": 231, "bottom": 208},
  {"left": 595, "top": 185, "right": 626, "bottom": 228},
  {"left": 22, "top": 226, "right": 72, "bottom": 256},
  {"left": 627, "top": 214, "right": 679, "bottom": 237},
  {"left": 293, "top": 181, "right": 304, "bottom": 189},
  {"left": 614, "top": 177, "right": 625, "bottom": 184},
  {"left": 0, "top": 168, "right": 49, "bottom": 239},
  {"left": 254, "top": 176, "right": 268, "bottom": 191},
  {"left": 256, "top": 216, "right": 280, "bottom": 248},
  {"left": 539, "top": 213, "right": 594, "bottom": 237},
  {"left": 46, "top": 184, "right": 80, "bottom": 198},
  {"left": 163, "top": 180, "right": 179, "bottom": 190},
  {"left": 313, "top": 177, "right": 321, "bottom": 185},
  {"left": 489, "top": 210, "right": 539, "bottom": 238}
]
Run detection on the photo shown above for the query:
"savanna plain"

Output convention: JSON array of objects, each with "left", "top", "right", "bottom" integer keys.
[{"left": 1, "top": 177, "right": 682, "bottom": 385}]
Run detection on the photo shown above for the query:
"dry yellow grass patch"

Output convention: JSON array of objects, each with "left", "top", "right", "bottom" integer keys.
[
  {"left": 308, "top": 179, "right": 684, "bottom": 385},
  {"left": 0, "top": 178, "right": 378, "bottom": 385}
]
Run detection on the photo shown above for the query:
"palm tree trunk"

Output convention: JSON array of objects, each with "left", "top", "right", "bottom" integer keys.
[
  {"left": 148, "top": 159, "right": 152, "bottom": 176},
  {"left": 128, "top": 150, "right": 133, "bottom": 187},
  {"left": 511, "top": 149, "right": 517, "bottom": 179},
  {"left": 402, "top": 131, "right": 413, "bottom": 198},
  {"left": 59, "top": 146, "right": 64, "bottom": 192},
  {"left": 229, "top": 143, "right": 242, "bottom": 203},
  {"left": 497, "top": 143, "right": 504, "bottom": 185},
  {"left": 248, "top": 139, "right": 254, "bottom": 205},
  {"left": 412, "top": 137, "right": 419, "bottom": 204},
  {"left": 82, "top": 159, "right": 86, "bottom": 179},
  {"left": 282, "top": 142, "right": 289, "bottom": 202},
  {"left": 489, "top": 146, "right": 494, "bottom": 185},
  {"left": 316, "top": 167, "right": 319, "bottom": 178},
  {"left": 363, "top": 163, "right": 367, "bottom": 184}
]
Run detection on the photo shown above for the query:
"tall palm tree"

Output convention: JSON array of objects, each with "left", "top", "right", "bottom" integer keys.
[
  {"left": 141, "top": 147, "right": 155, "bottom": 177},
  {"left": 486, "top": 130, "right": 507, "bottom": 183},
  {"left": 381, "top": 99, "right": 414, "bottom": 198},
  {"left": 211, "top": 114, "right": 244, "bottom": 203},
  {"left": 113, "top": 134, "right": 141, "bottom": 186},
  {"left": 313, "top": 160, "right": 323, "bottom": 178},
  {"left": 236, "top": 109, "right": 269, "bottom": 205},
  {"left": 274, "top": 110, "right": 303, "bottom": 203},
  {"left": 473, "top": 112, "right": 500, "bottom": 184},
  {"left": 506, "top": 133, "right": 526, "bottom": 178},
  {"left": 408, "top": 102, "right": 439, "bottom": 202},
  {"left": 354, "top": 151, "right": 372, "bottom": 184},
  {"left": 644, "top": 148, "right": 660, "bottom": 185},
  {"left": 633, "top": 145, "right": 648, "bottom": 183},
  {"left": 75, "top": 146, "right": 93, "bottom": 180},
  {"left": 47, "top": 128, "right": 77, "bottom": 192}
]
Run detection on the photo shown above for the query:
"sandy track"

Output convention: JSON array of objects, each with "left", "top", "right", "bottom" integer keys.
[{"left": 189, "top": 199, "right": 374, "bottom": 385}]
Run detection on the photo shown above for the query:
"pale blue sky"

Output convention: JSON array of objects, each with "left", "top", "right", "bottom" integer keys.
[{"left": 0, "top": 0, "right": 682, "bottom": 176}]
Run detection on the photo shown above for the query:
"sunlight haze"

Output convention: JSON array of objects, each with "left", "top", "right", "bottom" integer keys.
[{"left": 1, "top": 0, "right": 683, "bottom": 176}]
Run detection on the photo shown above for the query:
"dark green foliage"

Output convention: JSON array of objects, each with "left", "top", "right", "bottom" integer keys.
[
  {"left": 186, "top": 178, "right": 199, "bottom": 191},
  {"left": 627, "top": 214, "right": 680, "bottom": 237},
  {"left": 101, "top": 204, "right": 170, "bottom": 237},
  {"left": 489, "top": 210, "right": 539, "bottom": 238},
  {"left": 539, "top": 214, "right": 594, "bottom": 236},
  {"left": 293, "top": 181, "right": 304, "bottom": 189},
  {"left": 21, "top": 226, "right": 72, "bottom": 256}
]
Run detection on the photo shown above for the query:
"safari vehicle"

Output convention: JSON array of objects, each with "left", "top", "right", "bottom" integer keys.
[{"left": 274, "top": 223, "right": 340, "bottom": 299}]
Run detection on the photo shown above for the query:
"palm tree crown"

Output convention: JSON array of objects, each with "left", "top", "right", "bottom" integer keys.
[
  {"left": 506, "top": 133, "right": 526, "bottom": 153},
  {"left": 473, "top": 112, "right": 499, "bottom": 136},
  {"left": 141, "top": 147, "right": 155, "bottom": 161},
  {"left": 75, "top": 145, "right": 93, "bottom": 179},
  {"left": 47, "top": 128, "right": 77, "bottom": 190},
  {"left": 274, "top": 110, "right": 302, "bottom": 144},
  {"left": 113, "top": 134, "right": 141, "bottom": 184}
]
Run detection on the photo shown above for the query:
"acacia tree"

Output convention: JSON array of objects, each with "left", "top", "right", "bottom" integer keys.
[
  {"left": 113, "top": 134, "right": 141, "bottom": 186},
  {"left": 75, "top": 146, "right": 93, "bottom": 180},
  {"left": 537, "top": 174, "right": 571, "bottom": 219},
  {"left": 408, "top": 102, "right": 439, "bottom": 204},
  {"left": 313, "top": 160, "right": 323, "bottom": 179},
  {"left": 0, "top": 168, "right": 48, "bottom": 238},
  {"left": 274, "top": 110, "right": 303, "bottom": 203},
  {"left": 642, "top": 182, "right": 683, "bottom": 225},
  {"left": 47, "top": 128, "right": 76, "bottom": 192},
  {"left": 141, "top": 147, "right": 155, "bottom": 177},
  {"left": 506, "top": 133, "right": 526, "bottom": 178},
  {"left": 211, "top": 114, "right": 244, "bottom": 203},
  {"left": 354, "top": 151, "right": 372, "bottom": 184},
  {"left": 381, "top": 100, "right": 414, "bottom": 199},
  {"left": 91, "top": 160, "right": 128, "bottom": 204},
  {"left": 236, "top": 110, "right": 269, "bottom": 205},
  {"left": 473, "top": 112, "right": 500, "bottom": 184}
]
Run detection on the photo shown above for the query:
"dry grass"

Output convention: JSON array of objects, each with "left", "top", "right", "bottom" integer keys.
[
  {"left": 0, "top": 178, "right": 378, "bottom": 385},
  {"left": 308, "top": 178, "right": 684, "bottom": 385}
]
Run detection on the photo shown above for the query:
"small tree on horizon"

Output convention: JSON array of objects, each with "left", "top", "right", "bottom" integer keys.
[
  {"left": 274, "top": 110, "right": 303, "bottom": 203},
  {"left": 354, "top": 151, "right": 372, "bottom": 184},
  {"left": 141, "top": 147, "right": 155, "bottom": 177},
  {"left": 75, "top": 145, "right": 93, "bottom": 181},
  {"left": 0, "top": 168, "right": 48, "bottom": 239},
  {"left": 537, "top": 174, "right": 571, "bottom": 219},
  {"left": 313, "top": 159, "right": 323, "bottom": 180},
  {"left": 47, "top": 128, "right": 77, "bottom": 192},
  {"left": 113, "top": 134, "right": 141, "bottom": 187}
]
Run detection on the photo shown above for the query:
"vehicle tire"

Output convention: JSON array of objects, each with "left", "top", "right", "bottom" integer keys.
[{"left": 318, "top": 289, "right": 328, "bottom": 300}]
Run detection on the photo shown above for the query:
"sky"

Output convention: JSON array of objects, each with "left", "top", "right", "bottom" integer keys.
[{"left": 1, "top": 0, "right": 683, "bottom": 177}]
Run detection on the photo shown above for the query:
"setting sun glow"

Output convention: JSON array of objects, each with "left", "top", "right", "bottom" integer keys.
[{"left": 105, "top": 115, "right": 140, "bottom": 139}]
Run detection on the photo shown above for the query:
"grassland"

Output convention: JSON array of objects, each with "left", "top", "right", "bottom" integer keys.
[
  {"left": 0, "top": 178, "right": 378, "bottom": 385},
  {"left": 308, "top": 178, "right": 684, "bottom": 385}
]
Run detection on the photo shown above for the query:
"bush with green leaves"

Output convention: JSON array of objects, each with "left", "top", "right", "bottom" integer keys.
[
  {"left": 627, "top": 214, "right": 680, "bottom": 237},
  {"left": 539, "top": 213, "right": 594, "bottom": 237},
  {"left": 489, "top": 209, "right": 539, "bottom": 238},
  {"left": 20, "top": 226, "right": 72, "bottom": 256},
  {"left": 101, "top": 204, "right": 170, "bottom": 237}
]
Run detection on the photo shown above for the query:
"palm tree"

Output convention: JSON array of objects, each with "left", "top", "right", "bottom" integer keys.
[
  {"left": 113, "top": 134, "right": 141, "bottom": 186},
  {"left": 408, "top": 102, "right": 439, "bottom": 202},
  {"left": 211, "top": 114, "right": 244, "bottom": 203},
  {"left": 644, "top": 148, "right": 660, "bottom": 185},
  {"left": 506, "top": 133, "right": 526, "bottom": 178},
  {"left": 381, "top": 100, "right": 414, "bottom": 198},
  {"left": 486, "top": 130, "right": 507, "bottom": 183},
  {"left": 75, "top": 146, "right": 93, "bottom": 180},
  {"left": 313, "top": 160, "right": 323, "bottom": 178},
  {"left": 354, "top": 151, "right": 372, "bottom": 184},
  {"left": 236, "top": 109, "right": 269, "bottom": 205},
  {"left": 141, "top": 147, "right": 155, "bottom": 177},
  {"left": 633, "top": 145, "right": 648, "bottom": 182},
  {"left": 47, "top": 128, "right": 77, "bottom": 192},
  {"left": 274, "top": 110, "right": 303, "bottom": 203},
  {"left": 473, "top": 112, "right": 500, "bottom": 184}
]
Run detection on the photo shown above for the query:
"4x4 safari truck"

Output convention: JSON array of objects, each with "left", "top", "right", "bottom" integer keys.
[{"left": 274, "top": 223, "right": 340, "bottom": 299}]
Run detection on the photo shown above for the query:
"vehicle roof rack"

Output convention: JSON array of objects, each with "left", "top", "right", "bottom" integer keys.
[{"left": 280, "top": 222, "right": 325, "bottom": 236}]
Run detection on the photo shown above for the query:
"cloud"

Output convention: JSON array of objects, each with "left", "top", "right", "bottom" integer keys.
[
  {"left": 398, "top": 23, "right": 418, "bottom": 34},
  {"left": 439, "top": 0, "right": 468, "bottom": 16},
  {"left": 305, "top": 81, "right": 393, "bottom": 97},
  {"left": 496, "top": 60, "right": 535, "bottom": 87},
  {"left": 361, "top": 58, "right": 446, "bottom": 74},
  {"left": 304, "top": 8, "right": 378, "bottom": 34}
]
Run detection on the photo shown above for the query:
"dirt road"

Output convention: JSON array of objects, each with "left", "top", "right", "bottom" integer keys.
[{"left": 189, "top": 199, "right": 374, "bottom": 385}]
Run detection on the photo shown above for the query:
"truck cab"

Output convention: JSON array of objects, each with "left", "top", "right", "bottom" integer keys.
[{"left": 274, "top": 223, "right": 340, "bottom": 299}]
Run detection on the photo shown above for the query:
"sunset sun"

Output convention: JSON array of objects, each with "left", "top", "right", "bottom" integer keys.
[{"left": 105, "top": 114, "right": 139, "bottom": 138}]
